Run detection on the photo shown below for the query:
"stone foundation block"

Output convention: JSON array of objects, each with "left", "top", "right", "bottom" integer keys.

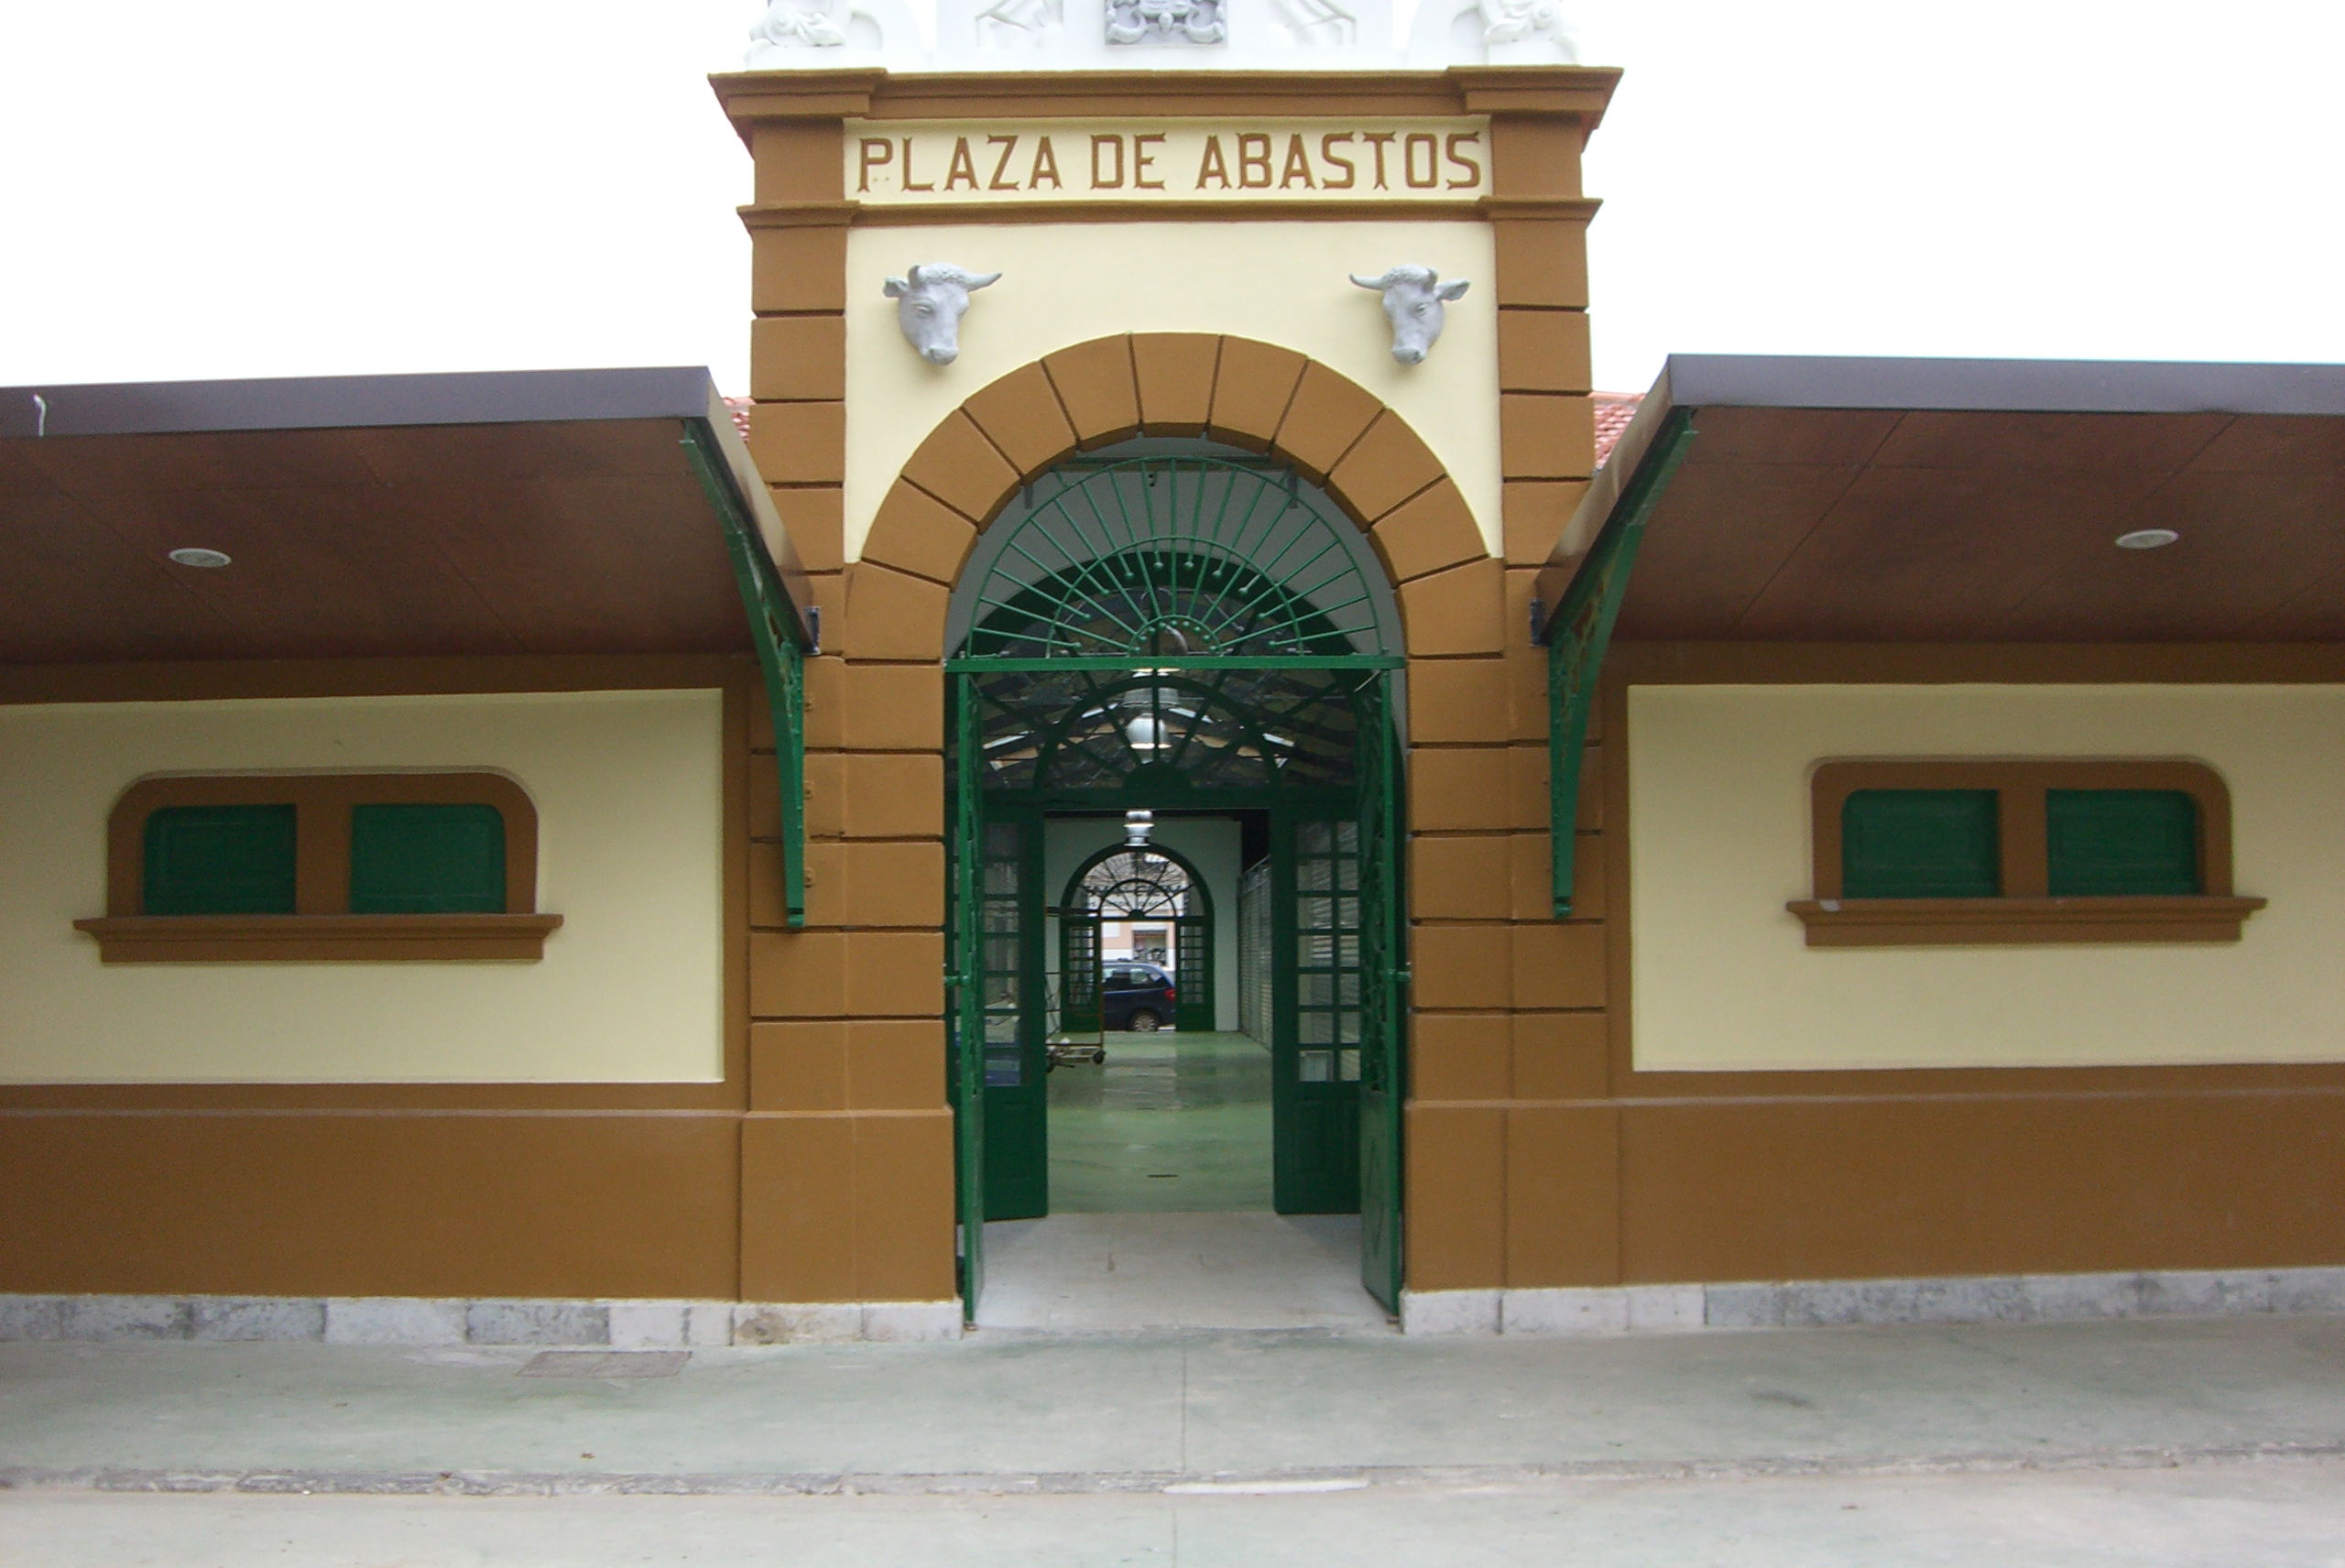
[
  {"left": 1399, "top": 1289, "right": 1501, "bottom": 1335},
  {"left": 465, "top": 1301, "right": 610, "bottom": 1346},
  {"left": 1501, "top": 1288, "right": 1627, "bottom": 1336},
  {"left": 861, "top": 1301, "right": 964, "bottom": 1343},
  {"left": 191, "top": 1297, "right": 326, "bottom": 1342},
  {"left": 733, "top": 1302, "right": 863, "bottom": 1345},
  {"left": 0, "top": 1297, "right": 66, "bottom": 1341},
  {"left": 61, "top": 1296, "right": 189, "bottom": 1341},
  {"left": 324, "top": 1298, "right": 468, "bottom": 1346},
  {"left": 1703, "top": 1283, "right": 1785, "bottom": 1330},
  {"left": 1623, "top": 1284, "right": 1706, "bottom": 1333}
]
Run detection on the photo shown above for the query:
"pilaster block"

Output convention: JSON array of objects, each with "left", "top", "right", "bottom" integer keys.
[
  {"left": 840, "top": 664, "right": 943, "bottom": 752},
  {"left": 1500, "top": 393, "right": 1596, "bottom": 481},
  {"left": 843, "top": 564, "right": 948, "bottom": 662},
  {"left": 845, "top": 931, "right": 945, "bottom": 1017},
  {"left": 1511, "top": 922, "right": 1608, "bottom": 1010},
  {"left": 1505, "top": 1105, "right": 1620, "bottom": 1288},
  {"left": 750, "top": 315, "right": 847, "bottom": 402},
  {"left": 1404, "top": 1104, "right": 1507, "bottom": 1290},
  {"left": 1405, "top": 658, "right": 1510, "bottom": 746},
  {"left": 1400, "top": 558, "right": 1507, "bottom": 658},
  {"left": 748, "top": 401, "right": 845, "bottom": 485},
  {"left": 749, "top": 930, "right": 846, "bottom": 1018}
]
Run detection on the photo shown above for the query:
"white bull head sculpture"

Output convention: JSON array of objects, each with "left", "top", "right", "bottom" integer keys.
[
  {"left": 883, "top": 263, "right": 1002, "bottom": 365},
  {"left": 1350, "top": 266, "right": 1470, "bottom": 365}
]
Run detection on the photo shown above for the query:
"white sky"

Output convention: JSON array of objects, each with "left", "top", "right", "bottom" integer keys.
[{"left": 2, "top": 1, "right": 2339, "bottom": 397}]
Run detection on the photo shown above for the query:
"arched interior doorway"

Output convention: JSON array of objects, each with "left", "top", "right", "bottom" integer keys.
[
  {"left": 945, "top": 437, "right": 1408, "bottom": 1316},
  {"left": 1057, "top": 844, "right": 1214, "bottom": 1037}
]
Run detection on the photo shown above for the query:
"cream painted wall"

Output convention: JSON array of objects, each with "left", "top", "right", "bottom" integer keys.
[
  {"left": 1628, "top": 684, "right": 2345, "bottom": 1072},
  {"left": 0, "top": 691, "right": 725, "bottom": 1083},
  {"left": 843, "top": 220, "right": 1500, "bottom": 561}
]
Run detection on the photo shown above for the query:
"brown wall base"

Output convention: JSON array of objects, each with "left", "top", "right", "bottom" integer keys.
[
  {"left": 0, "top": 1113, "right": 742, "bottom": 1300},
  {"left": 1615, "top": 1090, "right": 2345, "bottom": 1285}
]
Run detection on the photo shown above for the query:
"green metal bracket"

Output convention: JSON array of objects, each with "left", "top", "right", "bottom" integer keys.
[
  {"left": 1543, "top": 410, "right": 1697, "bottom": 919},
  {"left": 682, "top": 420, "right": 810, "bottom": 930}
]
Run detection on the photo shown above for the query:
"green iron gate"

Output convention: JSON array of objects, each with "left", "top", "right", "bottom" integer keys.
[{"left": 945, "top": 451, "right": 1409, "bottom": 1319}]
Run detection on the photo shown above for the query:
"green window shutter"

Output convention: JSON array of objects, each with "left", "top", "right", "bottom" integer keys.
[
  {"left": 143, "top": 804, "right": 299, "bottom": 915},
  {"left": 1841, "top": 789, "right": 2000, "bottom": 898},
  {"left": 2046, "top": 789, "right": 2200, "bottom": 896},
  {"left": 348, "top": 803, "right": 507, "bottom": 914}
]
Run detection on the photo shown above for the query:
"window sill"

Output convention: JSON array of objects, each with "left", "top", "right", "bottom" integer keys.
[
  {"left": 73, "top": 913, "right": 563, "bottom": 964},
  {"left": 1784, "top": 896, "right": 2265, "bottom": 948}
]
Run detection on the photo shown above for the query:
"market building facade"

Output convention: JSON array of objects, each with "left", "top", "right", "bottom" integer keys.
[{"left": 3, "top": 16, "right": 2340, "bottom": 1342}]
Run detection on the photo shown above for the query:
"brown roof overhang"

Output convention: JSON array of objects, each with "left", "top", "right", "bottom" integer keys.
[
  {"left": 0, "top": 367, "right": 812, "bottom": 666},
  {"left": 1534, "top": 354, "right": 2345, "bottom": 644}
]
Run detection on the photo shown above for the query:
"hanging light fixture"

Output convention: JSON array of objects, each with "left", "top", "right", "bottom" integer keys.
[
  {"left": 1124, "top": 712, "right": 1170, "bottom": 752},
  {"left": 1124, "top": 810, "right": 1154, "bottom": 846}
]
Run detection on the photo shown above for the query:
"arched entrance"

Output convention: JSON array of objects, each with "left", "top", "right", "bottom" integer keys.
[
  {"left": 946, "top": 439, "right": 1408, "bottom": 1316},
  {"left": 1057, "top": 844, "right": 1213, "bottom": 1037}
]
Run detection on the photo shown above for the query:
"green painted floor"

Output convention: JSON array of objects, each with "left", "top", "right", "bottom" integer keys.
[{"left": 1046, "top": 1030, "right": 1271, "bottom": 1212}]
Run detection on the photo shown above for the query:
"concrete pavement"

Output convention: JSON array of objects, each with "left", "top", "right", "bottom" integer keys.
[{"left": 4, "top": 1313, "right": 2342, "bottom": 1563}]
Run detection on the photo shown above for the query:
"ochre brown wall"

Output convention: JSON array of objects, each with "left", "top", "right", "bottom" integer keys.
[
  {"left": 0, "top": 655, "right": 753, "bottom": 1299},
  {"left": 1586, "top": 644, "right": 2345, "bottom": 1288},
  {"left": 726, "top": 68, "right": 1612, "bottom": 1302}
]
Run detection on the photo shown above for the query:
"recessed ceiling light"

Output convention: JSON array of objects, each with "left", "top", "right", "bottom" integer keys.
[
  {"left": 2114, "top": 529, "right": 2179, "bottom": 550},
  {"left": 168, "top": 547, "right": 232, "bottom": 569}
]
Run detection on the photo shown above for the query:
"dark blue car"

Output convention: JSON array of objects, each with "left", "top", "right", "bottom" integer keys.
[{"left": 1101, "top": 962, "right": 1175, "bottom": 1031}]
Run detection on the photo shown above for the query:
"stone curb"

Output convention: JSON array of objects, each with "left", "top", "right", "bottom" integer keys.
[
  {"left": 5, "top": 1442, "right": 2343, "bottom": 1499},
  {"left": 0, "top": 1297, "right": 962, "bottom": 1348},
  {"left": 1401, "top": 1266, "right": 2345, "bottom": 1336}
]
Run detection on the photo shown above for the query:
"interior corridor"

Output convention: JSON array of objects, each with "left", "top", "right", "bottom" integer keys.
[
  {"left": 1047, "top": 1032, "right": 1271, "bottom": 1213},
  {"left": 974, "top": 1030, "right": 1389, "bottom": 1333}
]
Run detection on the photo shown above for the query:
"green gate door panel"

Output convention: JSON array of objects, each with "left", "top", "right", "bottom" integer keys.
[
  {"left": 1842, "top": 789, "right": 2001, "bottom": 898},
  {"left": 348, "top": 803, "right": 506, "bottom": 914},
  {"left": 1173, "top": 917, "right": 1213, "bottom": 1032},
  {"left": 948, "top": 677, "right": 988, "bottom": 1319},
  {"left": 142, "top": 803, "right": 298, "bottom": 915},
  {"left": 1059, "top": 915, "right": 1103, "bottom": 1036},
  {"left": 2046, "top": 789, "right": 2201, "bottom": 896},
  {"left": 981, "top": 816, "right": 1048, "bottom": 1222},
  {"left": 1353, "top": 673, "right": 1406, "bottom": 1313},
  {"left": 1273, "top": 811, "right": 1363, "bottom": 1215}
]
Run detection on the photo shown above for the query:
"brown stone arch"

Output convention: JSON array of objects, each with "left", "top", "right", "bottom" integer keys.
[
  {"left": 846, "top": 333, "right": 1506, "bottom": 664},
  {"left": 747, "top": 334, "right": 1553, "bottom": 1312}
]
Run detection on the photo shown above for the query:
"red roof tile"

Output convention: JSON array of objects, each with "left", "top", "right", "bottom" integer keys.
[{"left": 1593, "top": 392, "right": 1642, "bottom": 469}]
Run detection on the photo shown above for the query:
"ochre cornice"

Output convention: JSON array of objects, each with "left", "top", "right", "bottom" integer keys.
[
  {"left": 735, "top": 194, "right": 1601, "bottom": 231},
  {"left": 709, "top": 65, "right": 1621, "bottom": 145}
]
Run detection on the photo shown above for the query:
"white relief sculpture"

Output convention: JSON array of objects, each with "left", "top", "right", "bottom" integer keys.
[
  {"left": 973, "top": 0, "right": 1064, "bottom": 46},
  {"left": 1477, "top": 0, "right": 1578, "bottom": 59},
  {"left": 1267, "top": 0, "right": 1358, "bottom": 47},
  {"left": 747, "top": 0, "right": 847, "bottom": 53},
  {"left": 1351, "top": 267, "right": 1469, "bottom": 365},
  {"left": 1403, "top": 0, "right": 1578, "bottom": 64},
  {"left": 745, "top": 0, "right": 925, "bottom": 67},
  {"left": 1106, "top": 0, "right": 1227, "bottom": 47},
  {"left": 885, "top": 265, "right": 1002, "bottom": 366}
]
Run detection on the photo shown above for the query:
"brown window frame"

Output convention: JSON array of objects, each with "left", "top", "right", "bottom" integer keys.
[
  {"left": 1786, "top": 759, "right": 2265, "bottom": 948},
  {"left": 75, "top": 772, "right": 562, "bottom": 963}
]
